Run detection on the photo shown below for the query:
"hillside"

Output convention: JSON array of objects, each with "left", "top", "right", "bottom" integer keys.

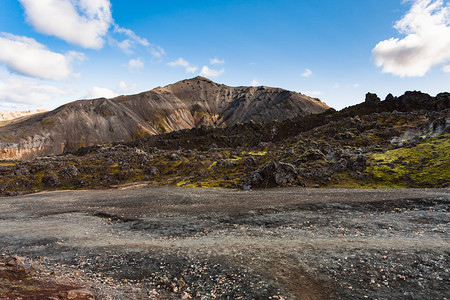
[
  {"left": 0, "top": 77, "right": 328, "bottom": 160},
  {"left": 0, "top": 91, "right": 448, "bottom": 196}
]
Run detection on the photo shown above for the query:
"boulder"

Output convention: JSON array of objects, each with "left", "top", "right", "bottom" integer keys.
[
  {"left": 299, "top": 149, "right": 326, "bottom": 162},
  {"left": 351, "top": 154, "right": 367, "bottom": 172},
  {"left": 59, "top": 165, "right": 80, "bottom": 179},
  {"left": 145, "top": 166, "right": 159, "bottom": 176},
  {"left": 246, "top": 161, "right": 300, "bottom": 188},
  {"left": 42, "top": 173, "right": 61, "bottom": 188}
]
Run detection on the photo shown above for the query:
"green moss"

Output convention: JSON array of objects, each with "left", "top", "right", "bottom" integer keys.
[
  {"left": 2, "top": 135, "right": 14, "bottom": 141},
  {"left": 0, "top": 161, "right": 18, "bottom": 166},
  {"left": 366, "top": 134, "right": 450, "bottom": 187}
]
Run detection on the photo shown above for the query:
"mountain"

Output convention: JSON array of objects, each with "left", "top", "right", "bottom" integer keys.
[
  {"left": 0, "top": 110, "right": 47, "bottom": 121},
  {"left": 0, "top": 77, "right": 329, "bottom": 160},
  {"left": 0, "top": 91, "right": 448, "bottom": 196},
  {"left": 0, "top": 110, "right": 48, "bottom": 128}
]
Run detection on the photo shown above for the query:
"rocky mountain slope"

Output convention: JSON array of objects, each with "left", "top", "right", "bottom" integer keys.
[
  {"left": 0, "top": 77, "right": 328, "bottom": 160},
  {"left": 0, "top": 91, "right": 448, "bottom": 196}
]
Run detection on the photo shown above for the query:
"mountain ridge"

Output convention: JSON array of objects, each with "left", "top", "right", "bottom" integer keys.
[{"left": 0, "top": 77, "right": 329, "bottom": 160}]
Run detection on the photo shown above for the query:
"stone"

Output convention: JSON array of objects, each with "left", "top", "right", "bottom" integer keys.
[
  {"left": 247, "top": 161, "right": 299, "bottom": 188},
  {"left": 351, "top": 154, "right": 366, "bottom": 172},
  {"left": 59, "top": 165, "right": 80, "bottom": 179},
  {"left": 66, "top": 289, "right": 95, "bottom": 300},
  {"left": 42, "top": 173, "right": 61, "bottom": 188},
  {"left": 145, "top": 166, "right": 159, "bottom": 176},
  {"left": 299, "top": 149, "right": 326, "bottom": 162},
  {"left": 331, "top": 158, "right": 349, "bottom": 172}
]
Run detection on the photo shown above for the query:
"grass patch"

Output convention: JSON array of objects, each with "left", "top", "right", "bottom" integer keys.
[{"left": 366, "top": 134, "right": 450, "bottom": 187}]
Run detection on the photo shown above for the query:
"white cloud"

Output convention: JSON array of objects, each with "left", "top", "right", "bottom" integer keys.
[
  {"left": 167, "top": 58, "right": 198, "bottom": 73},
  {"left": 86, "top": 86, "right": 117, "bottom": 99},
  {"left": 373, "top": 0, "right": 450, "bottom": 77},
  {"left": 86, "top": 80, "right": 137, "bottom": 99},
  {"left": 333, "top": 83, "right": 340, "bottom": 88},
  {"left": 127, "top": 58, "right": 144, "bottom": 72},
  {"left": 251, "top": 79, "right": 261, "bottom": 86},
  {"left": 149, "top": 45, "right": 166, "bottom": 58},
  {"left": 301, "top": 90, "right": 322, "bottom": 97},
  {"left": 19, "top": 0, "right": 113, "bottom": 49},
  {"left": 210, "top": 57, "right": 225, "bottom": 65},
  {"left": 112, "top": 25, "right": 164, "bottom": 56},
  {"left": 112, "top": 39, "right": 133, "bottom": 54},
  {"left": 443, "top": 64, "right": 450, "bottom": 72},
  {"left": 0, "top": 33, "right": 83, "bottom": 80},
  {"left": 114, "top": 26, "right": 149, "bottom": 47},
  {"left": 199, "top": 66, "right": 224, "bottom": 78},
  {"left": 117, "top": 81, "right": 136, "bottom": 94},
  {"left": 301, "top": 68, "right": 313, "bottom": 77},
  {"left": 0, "top": 76, "right": 74, "bottom": 106},
  {"left": 353, "top": 83, "right": 360, "bottom": 88}
]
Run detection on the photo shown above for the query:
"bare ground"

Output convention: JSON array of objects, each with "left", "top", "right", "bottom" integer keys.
[{"left": 0, "top": 186, "right": 449, "bottom": 299}]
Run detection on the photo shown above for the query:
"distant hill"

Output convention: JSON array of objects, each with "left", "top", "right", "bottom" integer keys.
[
  {"left": 0, "top": 76, "right": 329, "bottom": 160},
  {"left": 0, "top": 110, "right": 47, "bottom": 121}
]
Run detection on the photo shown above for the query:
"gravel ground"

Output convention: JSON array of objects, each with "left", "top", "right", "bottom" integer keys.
[{"left": 0, "top": 186, "right": 449, "bottom": 299}]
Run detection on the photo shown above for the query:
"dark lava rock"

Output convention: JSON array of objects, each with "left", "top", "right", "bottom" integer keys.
[
  {"left": 246, "top": 161, "right": 300, "bottom": 188},
  {"left": 11, "top": 166, "right": 30, "bottom": 176},
  {"left": 365, "top": 93, "right": 381, "bottom": 105},
  {"left": 331, "top": 158, "right": 349, "bottom": 172},
  {"left": 299, "top": 149, "right": 326, "bottom": 162},
  {"left": 59, "top": 165, "right": 80, "bottom": 179},
  {"left": 42, "top": 173, "right": 61, "bottom": 188},
  {"left": 145, "top": 166, "right": 159, "bottom": 177},
  {"left": 350, "top": 154, "right": 367, "bottom": 172}
]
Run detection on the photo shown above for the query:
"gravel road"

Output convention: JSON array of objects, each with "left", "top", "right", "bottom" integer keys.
[{"left": 0, "top": 186, "right": 449, "bottom": 299}]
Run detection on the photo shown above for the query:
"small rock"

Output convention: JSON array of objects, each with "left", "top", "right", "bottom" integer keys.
[{"left": 66, "top": 289, "right": 95, "bottom": 300}]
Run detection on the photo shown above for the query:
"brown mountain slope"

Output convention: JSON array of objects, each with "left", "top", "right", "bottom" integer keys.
[{"left": 0, "top": 77, "right": 329, "bottom": 160}]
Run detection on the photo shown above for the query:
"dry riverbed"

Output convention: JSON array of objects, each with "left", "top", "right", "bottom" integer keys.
[{"left": 0, "top": 186, "right": 449, "bottom": 299}]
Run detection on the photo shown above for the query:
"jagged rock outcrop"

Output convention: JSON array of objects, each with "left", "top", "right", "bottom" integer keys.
[{"left": 0, "top": 77, "right": 329, "bottom": 160}]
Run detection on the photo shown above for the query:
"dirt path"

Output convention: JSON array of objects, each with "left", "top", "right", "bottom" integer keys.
[{"left": 0, "top": 187, "right": 449, "bottom": 299}]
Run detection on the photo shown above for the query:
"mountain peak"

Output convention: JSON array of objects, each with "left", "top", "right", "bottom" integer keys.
[{"left": 191, "top": 76, "right": 213, "bottom": 82}]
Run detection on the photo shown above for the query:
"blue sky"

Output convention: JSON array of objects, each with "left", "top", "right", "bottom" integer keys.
[{"left": 0, "top": 0, "right": 449, "bottom": 111}]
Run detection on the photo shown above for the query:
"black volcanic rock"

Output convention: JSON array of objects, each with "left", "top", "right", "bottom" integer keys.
[
  {"left": 365, "top": 93, "right": 380, "bottom": 105},
  {"left": 0, "top": 77, "right": 329, "bottom": 160},
  {"left": 246, "top": 161, "right": 300, "bottom": 188}
]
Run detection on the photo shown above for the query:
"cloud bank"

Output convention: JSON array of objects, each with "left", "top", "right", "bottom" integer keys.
[
  {"left": 0, "top": 76, "right": 73, "bottom": 106},
  {"left": 0, "top": 33, "right": 83, "bottom": 80},
  {"left": 19, "top": 0, "right": 113, "bottom": 49},
  {"left": 373, "top": 0, "right": 450, "bottom": 77}
]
